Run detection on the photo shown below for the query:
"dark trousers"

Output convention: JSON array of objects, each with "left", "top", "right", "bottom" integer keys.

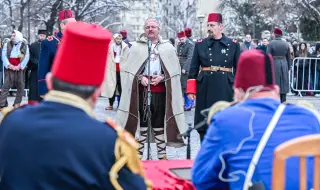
[
  {"left": 28, "top": 69, "right": 41, "bottom": 102},
  {"left": 280, "top": 93, "right": 286, "bottom": 103},
  {"left": 138, "top": 90, "right": 166, "bottom": 158},
  {"left": 109, "top": 72, "right": 122, "bottom": 106},
  {"left": 0, "top": 69, "right": 25, "bottom": 107},
  {"left": 139, "top": 91, "right": 166, "bottom": 129}
]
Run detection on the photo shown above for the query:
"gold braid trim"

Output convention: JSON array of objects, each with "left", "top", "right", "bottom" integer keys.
[
  {"left": 44, "top": 90, "right": 95, "bottom": 118},
  {"left": 207, "top": 101, "right": 237, "bottom": 125},
  {"left": 1, "top": 107, "right": 14, "bottom": 123},
  {"left": 106, "top": 119, "right": 152, "bottom": 190}
]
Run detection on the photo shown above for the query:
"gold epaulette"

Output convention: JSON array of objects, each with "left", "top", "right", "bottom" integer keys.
[
  {"left": 207, "top": 101, "right": 237, "bottom": 125},
  {"left": 106, "top": 119, "right": 152, "bottom": 190},
  {"left": 0, "top": 107, "right": 14, "bottom": 123}
]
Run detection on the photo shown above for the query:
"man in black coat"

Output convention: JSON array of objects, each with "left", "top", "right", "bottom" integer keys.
[
  {"left": 28, "top": 29, "right": 46, "bottom": 104},
  {"left": 186, "top": 13, "right": 240, "bottom": 142}
]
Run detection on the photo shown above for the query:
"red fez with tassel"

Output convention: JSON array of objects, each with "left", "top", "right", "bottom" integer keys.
[
  {"left": 208, "top": 13, "right": 222, "bottom": 23},
  {"left": 51, "top": 22, "right": 112, "bottom": 86},
  {"left": 273, "top": 28, "right": 283, "bottom": 36},
  {"left": 234, "top": 49, "right": 276, "bottom": 92},
  {"left": 120, "top": 30, "right": 127, "bottom": 38},
  {"left": 177, "top": 31, "right": 186, "bottom": 38},
  {"left": 185, "top": 28, "right": 192, "bottom": 37},
  {"left": 58, "top": 10, "right": 75, "bottom": 21}
]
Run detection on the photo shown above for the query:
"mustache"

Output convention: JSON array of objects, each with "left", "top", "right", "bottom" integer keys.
[{"left": 207, "top": 30, "right": 213, "bottom": 33}]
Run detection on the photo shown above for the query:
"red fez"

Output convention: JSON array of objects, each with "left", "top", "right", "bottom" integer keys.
[
  {"left": 274, "top": 28, "right": 282, "bottom": 36},
  {"left": 208, "top": 13, "right": 222, "bottom": 23},
  {"left": 234, "top": 49, "right": 275, "bottom": 92},
  {"left": 120, "top": 30, "right": 127, "bottom": 38},
  {"left": 58, "top": 10, "right": 75, "bottom": 21},
  {"left": 177, "top": 31, "right": 186, "bottom": 38},
  {"left": 51, "top": 22, "right": 112, "bottom": 86},
  {"left": 185, "top": 28, "right": 192, "bottom": 37}
]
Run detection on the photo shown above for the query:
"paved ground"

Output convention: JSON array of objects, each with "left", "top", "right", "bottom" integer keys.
[{"left": 1, "top": 95, "right": 320, "bottom": 160}]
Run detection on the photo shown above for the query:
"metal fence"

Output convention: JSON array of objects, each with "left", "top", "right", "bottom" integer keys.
[{"left": 290, "top": 57, "right": 320, "bottom": 97}]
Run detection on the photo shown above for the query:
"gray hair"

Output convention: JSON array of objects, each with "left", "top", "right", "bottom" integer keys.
[{"left": 144, "top": 18, "right": 160, "bottom": 29}]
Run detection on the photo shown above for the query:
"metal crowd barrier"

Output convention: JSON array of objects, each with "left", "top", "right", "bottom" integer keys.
[{"left": 290, "top": 57, "right": 320, "bottom": 97}]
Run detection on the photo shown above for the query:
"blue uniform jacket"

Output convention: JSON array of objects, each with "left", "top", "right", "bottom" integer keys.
[
  {"left": 37, "top": 32, "right": 62, "bottom": 96},
  {"left": 0, "top": 100, "right": 147, "bottom": 189},
  {"left": 192, "top": 98, "right": 320, "bottom": 190}
]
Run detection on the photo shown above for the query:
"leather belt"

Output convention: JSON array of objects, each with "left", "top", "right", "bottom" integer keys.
[
  {"left": 202, "top": 66, "right": 232, "bottom": 72},
  {"left": 273, "top": 56, "right": 286, "bottom": 60}
]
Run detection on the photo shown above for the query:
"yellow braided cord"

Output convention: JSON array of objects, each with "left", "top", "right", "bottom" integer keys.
[
  {"left": 109, "top": 156, "right": 128, "bottom": 190},
  {"left": 0, "top": 107, "right": 14, "bottom": 123},
  {"left": 207, "top": 101, "right": 232, "bottom": 124},
  {"left": 106, "top": 119, "right": 153, "bottom": 190}
]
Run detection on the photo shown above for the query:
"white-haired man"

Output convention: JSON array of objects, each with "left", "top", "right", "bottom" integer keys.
[
  {"left": 117, "top": 18, "right": 185, "bottom": 160},
  {"left": 0, "top": 30, "right": 30, "bottom": 109},
  {"left": 102, "top": 33, "right": 129, "bottom": 110}
]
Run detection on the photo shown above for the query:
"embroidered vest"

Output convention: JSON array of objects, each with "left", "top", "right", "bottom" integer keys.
[{"left": 6, "top": 41, "right": 27, "bottom": 61}]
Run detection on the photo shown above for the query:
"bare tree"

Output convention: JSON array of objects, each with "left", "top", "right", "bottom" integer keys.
[
  {"left": 160, "top": 0, "right": 197, "bottom": 39},
  {"left": 296, "top": 0, "right": 320, "bottom": 23}
]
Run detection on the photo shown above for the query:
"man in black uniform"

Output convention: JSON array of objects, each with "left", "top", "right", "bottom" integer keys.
[
  {"left": 186, "top": 13, "right": 240, "bottom": 141},
  {"left": 28, "top": 29, "right": 47, "bottom": 104}
]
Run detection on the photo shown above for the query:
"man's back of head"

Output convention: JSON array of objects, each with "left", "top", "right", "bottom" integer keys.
[{"left": 234, "top": 49, "right": 280, "bottom": 102}]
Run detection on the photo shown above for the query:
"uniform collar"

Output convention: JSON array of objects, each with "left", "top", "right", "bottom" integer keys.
[
  {"left": 206, "top": 34, "right": 229, "bottom": 47},
  {"left": 44, "top": 90, "right": 95, "bottom": 118}
]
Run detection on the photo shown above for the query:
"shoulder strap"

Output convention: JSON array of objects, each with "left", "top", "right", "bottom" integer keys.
[
  {"left": 52, "top": 35, "right": 60, "bottom": 43},
  {"left": 243, "top": 104, "right": 286, "bottom": 189}
]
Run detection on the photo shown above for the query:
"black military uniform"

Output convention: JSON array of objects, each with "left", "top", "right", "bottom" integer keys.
[
  {"left": 188, "top": 34, "right": 240, "bottom": 140},
  {"left": 28, "top": 29, "right": 46, "bottom": 104}
]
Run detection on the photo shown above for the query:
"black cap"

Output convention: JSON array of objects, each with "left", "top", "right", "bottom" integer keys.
[{"left": 38, "top": 29, "right": 47, "bottom": 35}]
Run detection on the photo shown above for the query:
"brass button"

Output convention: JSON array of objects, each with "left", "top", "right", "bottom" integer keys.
[
  {"left": 225, "top": 60, "right": 227, "bottom": 62},
  {"left": 210, "top": 59, "right": 212, "bottom": 61},
  {"left": 209, "top": 48, "right": 211, "bottom": 50}
]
